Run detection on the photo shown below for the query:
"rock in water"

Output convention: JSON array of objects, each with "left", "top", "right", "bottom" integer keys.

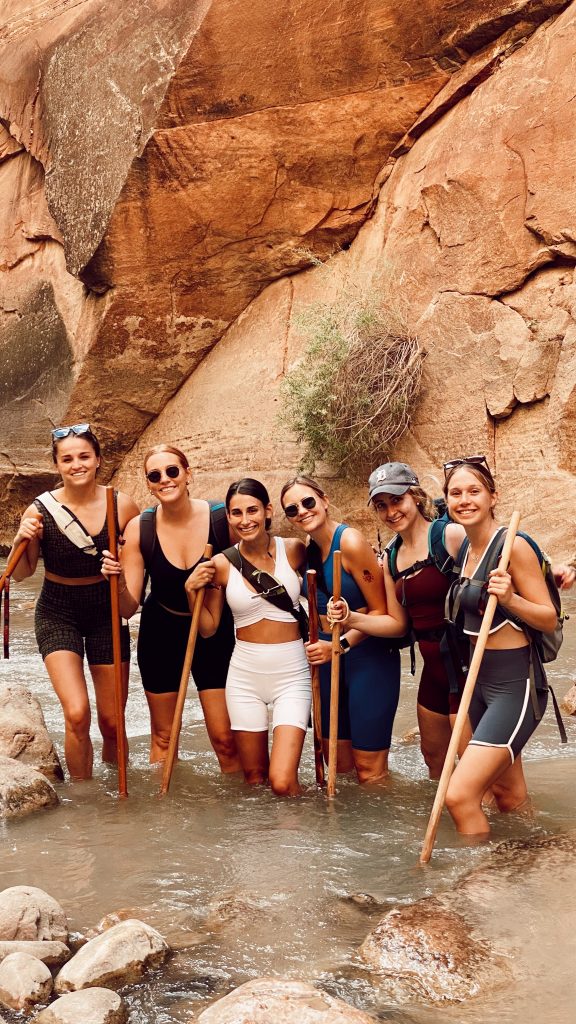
[
  {"left": 0, "top": 886, "right": 68, "bottom": 942},
  {"left": 0, "top": 942, "right": 70, "bottom": 968},
  {"left": 0, "top": 684, "right": 63, "bottom": 780},
  {"left": 198, "top": 978, "right": 377, "bottom": 1022},
  {"left": 55, "top": 920, "right": 169, "bottom": 992},
  {"left": 0, "top": 755, "right": 58, "bottom": 819},
  {"left": 0, "top": 951, "right": 53, "bottom": 1011},
  {"left": 33, "top": 988, "right": 127, "bottom": 1023},
  {"left": 359, "top": 896, "right": 509, "bottom": 1003}
]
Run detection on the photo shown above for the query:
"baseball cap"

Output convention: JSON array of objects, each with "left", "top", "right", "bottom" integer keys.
[{"left": 367, "top": 462, "right": 419, "bottom": 503}]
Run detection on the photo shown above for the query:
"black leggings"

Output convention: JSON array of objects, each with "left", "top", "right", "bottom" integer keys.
[{"left": 137, "top": 597, "right": 235, "bottom": 694}]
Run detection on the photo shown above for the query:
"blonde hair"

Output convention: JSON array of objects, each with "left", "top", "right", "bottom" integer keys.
[{"left": 408, "top": 485, "right": 436, "bottom": 521}]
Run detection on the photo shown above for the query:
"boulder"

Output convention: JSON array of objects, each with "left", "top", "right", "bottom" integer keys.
[
  {"left": 33, "top": 988, "right": 127, "bottom": 1024},
  {"left": 359, "top": 895, "right": 510, "bottom": 1003},
  {"left": 0, "top": 886, "right": 68, "bottom": 943},
  {"left": 55, "top": 919, "right": 169, "bottom": 993},
  {"left": 0, "top": 941, "right": 70, "bottom": 968},
  {"left": 197, "top": 978, "right": 377, "bottom": 1023},
  {"left": 0, "top": 951, "right": 52, "bottom": 1011},
  {"left": 0, "top": 755, "right": 58, "bottom": 819},
  {"left": 0, "top": 684, "right": 63, "bottom": 780}
]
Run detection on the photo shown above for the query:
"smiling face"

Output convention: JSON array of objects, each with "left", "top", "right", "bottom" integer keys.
[
  {"left": 445, "top": 467, "right": 497, "bottom": 526},
  {"left": 54, "top": 435, "right": 100, "bottom": 484},
  {"left": 144, "top": 451, "right": 190, "bottom": 504},
  {"left": 227, "top": 493, "right": 271, "bottom": 542},
  {"left": 371, "top": 491, "right": 420, "bottom": 533},
  {"left": 281, "top": 483, "right": 328, "bottom": 535}
]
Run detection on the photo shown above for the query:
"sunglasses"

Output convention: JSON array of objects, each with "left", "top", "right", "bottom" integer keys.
[
  {"left": 146, "top": 464, "right": 182, "bottom": 484},
  {"left": 51, "top": 423, "right": 90, "bottom": 440},
  {"left": 443, "top": 454, "right": 490, "bottom": 475},
  {"left": 284, "top": 495, "right": 317, "bottom": 519}
]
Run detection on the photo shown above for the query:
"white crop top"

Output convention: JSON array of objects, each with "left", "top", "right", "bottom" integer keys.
[{"left": 225, "top": 537, "right": 301, "bottom": 630}]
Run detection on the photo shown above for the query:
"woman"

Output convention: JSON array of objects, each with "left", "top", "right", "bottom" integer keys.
[
  {"left": 330, "top": 462, "right": 469, "bottom": 779},
  {"left": 442, "top": 456, "right": 557, "bottom": 835},
  {"left": 9, "top": 424, "right": 139, "bottom": 780},
  {"left": 280, "top": 476, "right": 405, "bottom": 784},
  {"left": 101, "top": 444, "right": 240, "bottom": 771},
  {"left": 185, "top": 478, "right": 311, "bottom": 796}
]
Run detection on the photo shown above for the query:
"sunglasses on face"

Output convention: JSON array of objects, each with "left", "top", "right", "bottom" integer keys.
[
  {"left": 283, "top": 495, "right": 317, "bottom": 519},
  {"left": 146, "top": 464, "right": 182, "bottom": 484},
  {"left": 51, "top": 423, "right": 90, "bottom": 440},
  {"left": 443, "top": 454, "right": 490, "bottom": 475}
]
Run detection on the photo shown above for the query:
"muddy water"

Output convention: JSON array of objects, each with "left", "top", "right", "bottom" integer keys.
[{"left": 1, "top": 570, "right": 576, "bottom": 1023}]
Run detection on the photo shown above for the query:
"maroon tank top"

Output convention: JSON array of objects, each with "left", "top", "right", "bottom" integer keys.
[{"left": 394, "top": 564, "right": 452, "bottom": 636}]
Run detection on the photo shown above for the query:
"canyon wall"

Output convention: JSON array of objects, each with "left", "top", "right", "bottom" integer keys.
[{"left": 1, "top": 0, "right": 575, "bottom": 555}]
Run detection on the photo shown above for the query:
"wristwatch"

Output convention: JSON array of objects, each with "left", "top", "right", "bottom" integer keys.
[{"left": 339, "top": 637, "right": 351, "bottom": 655}]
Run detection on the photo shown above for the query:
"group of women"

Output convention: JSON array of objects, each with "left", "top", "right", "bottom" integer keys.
[{"left": 8, "top": 423, "right": 573, "bottom": 836}]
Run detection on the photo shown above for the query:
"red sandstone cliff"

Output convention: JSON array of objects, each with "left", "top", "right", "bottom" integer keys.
[{"left": 1, "top": 1, "right": 574, "bottom": 551}]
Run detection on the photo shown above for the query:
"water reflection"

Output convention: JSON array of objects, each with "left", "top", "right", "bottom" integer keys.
[{"left": 0, "top": 568, "right": 575, "bottom": 1023}]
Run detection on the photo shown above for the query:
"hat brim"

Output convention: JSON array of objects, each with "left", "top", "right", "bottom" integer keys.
[{"left": 368, "top": 484, "right": 412, "bottom": 504}]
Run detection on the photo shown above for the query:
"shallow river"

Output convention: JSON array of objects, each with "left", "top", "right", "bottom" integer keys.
[{"left": 1, "top": 569, "right": 575, "bottom": 1023}]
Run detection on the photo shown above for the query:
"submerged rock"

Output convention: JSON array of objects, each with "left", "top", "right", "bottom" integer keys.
[
  {"left": 0, "top": 941, "right": 70, "bottom": 968},
  {"left": 359, "top": 896, "right": 509, "bottom": 1003},
  {"left": 0, "top": 951, "right": 52, "bottom": 1011},
  {"left": 0, "top": 886, "right": 68, "bottom": 943},
  {"left": 33, "top": 987, "right": 127, "bottom": 1023},
  {"left": 198, "top": 978, "right": 377, "bottom": 1022},
  {"left": 0, "top": 684, "right": 63, "bottom": 781},
  {"left": 0, "top": 756, "right": 58, "bottom": 819},
  {"left": 55, "top": 919, "right": 169, "bottom": 992}
]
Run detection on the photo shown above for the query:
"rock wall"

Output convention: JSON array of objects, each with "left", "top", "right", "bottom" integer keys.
[{"left": 1, "top": 0, "right": 575, "bottom": 553}]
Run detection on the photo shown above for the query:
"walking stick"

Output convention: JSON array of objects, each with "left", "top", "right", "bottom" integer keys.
[
  {"left": 160, "top": 543, "right": 213, "bottom": 796},
  {"left": 306, "top": 570, "right": 325, "bottom": 787},
  {"left": 0, "top": 510, "right": 42, "bottom": 594},
  {"left": 105, "top": 486, "right": 128, "bottom": 799},
  {"left": 1, "top": 512, "right": 42, "bottom": 657},
  {"left": 420, "top": 510, "right": 521, "bottom": 864},
  {"left": 327, "top": 550, "right": 342, "bottom": 798}
]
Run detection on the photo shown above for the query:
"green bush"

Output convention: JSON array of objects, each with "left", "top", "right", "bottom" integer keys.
[{"left": 280, "top": 286, "right": 422, "bottom": 479}]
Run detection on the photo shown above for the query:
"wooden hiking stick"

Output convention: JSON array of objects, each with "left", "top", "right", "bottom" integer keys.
[
  {"left": 306, "top": 570, "right": 325, "bottom": 787},
  {"left": 1, "top": 512, "right": 42, "bottom": 658},
  {"left": 0, "top": 510, "right": 42, "bottom": 594},
  {"left": 420, "top": 510, "right": 521, "bottom": 864},
  {"left": 327, "top": 550, "right": 342, "bottom": 798},
  {"left": 160, "top": 543, "right": 213, "bottom": 796},
  {"left": 106, "top": 486, "right": 128, "bottom": 799}
]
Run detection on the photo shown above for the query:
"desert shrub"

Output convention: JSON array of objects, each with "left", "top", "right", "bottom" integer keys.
[{"left": 280, "top": 279, "right": 422, "bottom": 478}]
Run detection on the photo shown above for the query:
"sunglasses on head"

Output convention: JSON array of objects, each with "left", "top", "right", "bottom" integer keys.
[
  {"left": 284, "top": 495, "right": 317, "bottom": 519},
  {"left": 443, "top": 454, "right": 490, "bottom": 475},
  {"left": 146, "top": 464, "right": 182, "bottom": 484},
  {"left": 51, "top": 423, "right": 90, "bottom": 440}
]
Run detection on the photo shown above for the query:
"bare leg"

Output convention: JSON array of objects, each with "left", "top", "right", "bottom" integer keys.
[
  {"left": 234, "top": 731, "right": 270, "bottom": 785},
  {"left": 269, "top": 726, "right": 306, "bottom": 796},
  {"left": 199, "top": 689, "right": 241, "bottom": 773},
  {"left": 145, "top": 691, "right": 178, "bottom": 764},
  {"left": 445, "top": 744, "right": 514, "bottom": 835},
  {"left": 352, "top": 747, "right": 390, "bottom": 784},
  {"left": 490, "top": 753, "right": 530, "bottom": 812},
  {"left": 44, "top": 651, "right": 93, "bottom": 780},
  {"left": 90, "top": 662, "right": 129, "bottom": 765},
  {"left": 322, "top": 738, "right": 355, "bottom": 774},
  {"left": 418, "top": 704, "right": 452, "bottom": 779}
]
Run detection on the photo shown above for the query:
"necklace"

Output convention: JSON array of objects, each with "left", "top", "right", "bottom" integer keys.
[{"left": 469, "top": 549, "right": 482, "bottom": 563}]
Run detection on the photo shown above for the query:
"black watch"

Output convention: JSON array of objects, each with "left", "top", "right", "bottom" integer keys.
[{"left": 339, "top": 637, "right": 351, "bottom": 655}]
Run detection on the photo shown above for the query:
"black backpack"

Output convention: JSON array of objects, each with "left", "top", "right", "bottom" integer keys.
[{"left": 139, "top": 500, "right": 229, "bottom": 604}]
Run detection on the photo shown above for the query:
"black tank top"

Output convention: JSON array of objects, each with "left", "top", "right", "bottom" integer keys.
[
  {"left": 145, "top": 507, "right": 223, "bottom": 614},
  {"left": 35, "top": 492, "right": 119, "bottom": 578}
]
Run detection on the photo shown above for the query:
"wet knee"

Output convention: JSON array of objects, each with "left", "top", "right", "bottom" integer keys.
[
  {"left": 98, "top": 713, "right": 118, "bottom": 741},
  {"left": 211, "top": 733, "right": 238, "bottom": 762},
  {"left": 269, "top": 771, "right": 296, "bottom": 796},
  {"left": 244, "top": 768, "right": 267, "bottom": 786}
]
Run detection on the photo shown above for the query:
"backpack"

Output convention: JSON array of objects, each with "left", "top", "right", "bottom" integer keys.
[
  {"left": 139, "top": 500, "right": 229, "bottom": 605},
  {"left": 447, "top": 527, "right": 567, "bottom": 742}
]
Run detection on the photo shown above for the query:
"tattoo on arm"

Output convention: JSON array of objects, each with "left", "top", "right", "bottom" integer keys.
[{"left": 362, "top": 569, "right": 375, "bottom": 583}]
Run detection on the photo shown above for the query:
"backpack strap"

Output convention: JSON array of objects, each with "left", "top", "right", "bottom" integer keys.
[
  {"left": 36, "top": 491, "right": 99, "bottom": 557},
  {"left": 385, "top": 535, "right": 402, "bottom": 581},
  {"left": 139, "top": 507, "right": 157, "bottom": 605},
  {"left": 209, "top": 501, "right": 230, "bottom": 553},
  {"left": 221, "top": 546, "right": 299, "bottom": 621},
  {"left": 429, "top": 515, "right": 454, "bottom": 575}
]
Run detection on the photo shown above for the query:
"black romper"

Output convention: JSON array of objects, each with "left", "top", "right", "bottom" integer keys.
[
  {"left": 137, "top": 514, "right": 235, "bottom": 694},
  {"left": 34, "top": 492, "right": 130, "bottom": 665}
]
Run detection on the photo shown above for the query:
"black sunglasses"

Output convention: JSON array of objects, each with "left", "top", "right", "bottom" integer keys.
[
  {"left": 443, "top": 454, "right": 490, "bottom": 475},
  {"left": 146, "top": 464, "right": 182, "bottom": 484},
  {"left": 51, "top": 423, "right": 90, "bottom": 440},
  {"left": 284, "top": 495, "right": 317, "bottom": 519}
]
